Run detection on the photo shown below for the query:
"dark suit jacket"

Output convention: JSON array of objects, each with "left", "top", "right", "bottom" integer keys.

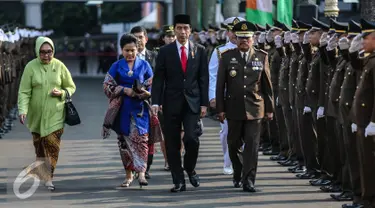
[{"left": 151, "top": 41, "right": 209, "bottom": 114}]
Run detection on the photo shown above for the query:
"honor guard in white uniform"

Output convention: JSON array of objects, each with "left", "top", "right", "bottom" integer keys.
[{"left": 208, "top": 16, "right": 245, "bottom": 175}]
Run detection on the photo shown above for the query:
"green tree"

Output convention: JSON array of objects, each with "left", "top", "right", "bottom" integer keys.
[
  {"left": 42, "top": 2, "right": 95, "bottom": 36},
  {"left": 0, "top": 2, "right": 24, "bottom": 27}
]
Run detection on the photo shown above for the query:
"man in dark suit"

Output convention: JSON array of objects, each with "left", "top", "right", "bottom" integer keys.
[
  {"left": 216, "top": 21, "right": 274, "bottom": 192},
  {"left": 151, "top": 14, "right": 209, "bottom": 193},
  {"left": 118, "top": 26, "right": 157, "bottom": 70}
]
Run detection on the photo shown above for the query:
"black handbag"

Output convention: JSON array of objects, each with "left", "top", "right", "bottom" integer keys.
[
  {"left": 132, "top": 79, "right": 144, "bottom": 94},
  {"left": 63, "top": 89, "right": 81, "bottom": 126}
]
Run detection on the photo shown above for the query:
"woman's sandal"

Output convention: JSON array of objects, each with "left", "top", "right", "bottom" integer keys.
[
  {"left": 120, "top": 178, "right": 133, "bottom": 187},
  {"left": 46, "top": 185, "right": 55, "bottom": 191}
]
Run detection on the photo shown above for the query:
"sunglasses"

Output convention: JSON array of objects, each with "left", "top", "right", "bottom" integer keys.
[{"left": 39, "top": 50, "right": 53, "bottom": 55}]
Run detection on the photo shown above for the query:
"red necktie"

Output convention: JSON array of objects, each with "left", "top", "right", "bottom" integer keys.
[{"left": 180, "top": 46, "right": 187, "bottom": 73}]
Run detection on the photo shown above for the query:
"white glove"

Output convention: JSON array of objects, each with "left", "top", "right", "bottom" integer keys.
[
  {"left": 258, "top": 32, "right": 266, "bottom": 44},
  {"left": 266, "top": 31, "right": 274, "bottom": 43},
  {"left": 210, "top": 35, "right": 217, "bottom": 45},
  {"left": 290, "top": 105, "right": 293, "bottom": 110},
  {"left": 291, "top": 33, "right": 300, "bottom": 43},
  {"left": 349, "top": 34, "right": 363, "bottom": 53},
  {"left": 365, "top": 122, "right": 375, "bottom": 137},
  {"left": 317, "top": 106, "right": 325, "bottom": 119},
  {"left": 198, "top": 32, "right": 207, "bottom": 44},
  {"left": 303, "top": 31, "right": 310, "bottom": 44},
  {"left": 276, "top": 97, "right": 279, "bottom": 106},
  {"left": 275, "top": 35, "right": 283, "bottom": 48},
  {"left": 284, "top": 31, "right": 291, "bottom": 44},
  {"left": 303, "top": 106, "right": 312, "bottom": 114},
  {"left": 338, "top": 37, "right": 350, "bottom": 50},
  {"left": 253, "top": 37, "right": 259, "bottom": 47},
  {"left": 351, "top": 123, "right": 357, "bottom": 133},
  {"left": 326, "top": 36, "right": 338, "bottom": 51},
  {"left": 319, "top": 32, "right": 329, "bottom": 47}
]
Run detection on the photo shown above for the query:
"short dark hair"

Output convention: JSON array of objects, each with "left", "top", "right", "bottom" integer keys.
[
  {"left": 130, "top": 26, "right": 148, "bottom": 36},
  {"left": 120, "top": 34, "right": 138, "bottom": 49}
]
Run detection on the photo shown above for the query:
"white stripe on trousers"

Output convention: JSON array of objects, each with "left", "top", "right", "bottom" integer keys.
[{"left": 220, "top": 119, "right": 232, "bottom": 167}]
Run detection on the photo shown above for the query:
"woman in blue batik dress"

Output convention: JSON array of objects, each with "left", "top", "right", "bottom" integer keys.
[{"left": 102, "top": 34, "right": 153, "bottom": 188}]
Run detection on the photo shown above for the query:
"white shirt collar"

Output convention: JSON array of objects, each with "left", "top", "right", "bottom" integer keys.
[
  {"left": 240, "top": 49, "right": 251, "bottom": 61},
  {"left": 140, "top": 48, "right": 146, "bottom": 56},
  {"left": 176, "top": 40, "right": 189, "bottom": 50}
]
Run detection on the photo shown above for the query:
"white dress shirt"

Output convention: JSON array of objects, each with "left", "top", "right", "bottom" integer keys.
[
  {"left": 176, "top": 40, "right": 189, "bottom": 60},
  {"left": 152, "top": 40, "right": 190, "bottom": 108},
  {"left": 138, "top": 48, "right": 147, "bottom": 60},
  {"left": 240, "top": 50, "right": 250, "bottom": 63}
]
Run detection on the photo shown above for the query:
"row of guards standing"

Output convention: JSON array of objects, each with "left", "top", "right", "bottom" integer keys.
[{"left": 0, "top": 27, "right": 53, "bottom": 139}]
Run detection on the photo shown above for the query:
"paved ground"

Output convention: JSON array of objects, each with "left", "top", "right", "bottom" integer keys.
[{"left": 0, "top": 78, "right": 343, "bottom": 208}]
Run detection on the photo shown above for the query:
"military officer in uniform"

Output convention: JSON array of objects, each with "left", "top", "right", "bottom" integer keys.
[
  {"left": 208, "top": 16, "right": 245, "bottom": 175},
  {"left": 263, "top": 20, "right": 286, "bottom": 157},
  {"left": 324, "top": 20, "right": 352, "bottom": 197},
  {"left": 352, "top": 18, "right": 375, "bottom": 208},
  {"left": 340, "top": 21, "right": 364, "bottom": 208},
  {"left": 216, "top": 21, "right": 274, "bottom": 192},
  {"left": 286, "top": 20, "right": 308, "bottom": 174}
]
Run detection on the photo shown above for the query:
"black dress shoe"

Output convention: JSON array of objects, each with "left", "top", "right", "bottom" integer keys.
[
  {"left": 291, "top": 166, "right": 306, "bottom": 173},
  {"left": 342, "top": 203, "right": 364, "bottom": 208},
  {"left": 270, "top": 155, "right": 287, "bottom": 161},
  {"left": 263, "top": 150, "right": 279, "bottom": 156},
  {"left": 243, "top": 183, "right": 256, "bottom": 192},
  {"left": 310, "top": 178, "right": 331, "bottom": 186},
  {"left": 187, "top": 171, "right": 200, "bottom": 187},
  {"left": 320, "top": 184, "right": 342, "bottom": 193},
  {"left": 233, "top": 180, "right": 242, "bottom": 188},
  {"left": 296, "top": 172, "right": 318, "bottom": 179},
  {"left": 170, "top": 184, "right": 186, "bottom": 192},
  {"left": 278, "top": 160, "right": 298, "bottom": 166},
  {"left": 330, "top": 191, "right": 353, "bottom": 201}
]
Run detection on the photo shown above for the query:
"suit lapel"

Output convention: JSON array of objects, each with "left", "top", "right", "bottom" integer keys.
[
  {"left": 187, "top": 41, "right": 195, "bottom": 70},
  {"left": 145, "top": 50, "right": 151, "bottom": 63}
]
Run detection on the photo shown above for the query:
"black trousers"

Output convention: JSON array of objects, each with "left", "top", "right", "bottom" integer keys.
[
  {"left": 276, "top": 105, "right": 289, "bottom": 155},
  {"left": 227, "top": 119, "right": 261, "bottom": 185},
  {"left": 325, "top": 116, "right": 342, "bottom": 182},
  {"left": 342, "top": 124, "right": 361, "bottom": 202},
  {"left": 292, "top": 106, "right": 304, "bottom": 165},
  {"left": 282, "top": 105, "right": 294, "bottom": 157},
  {"left": 312, "top": 108, "right": 329, "bottom": 175},
  {"left": 296, "top": 108, "right": 319, "bottom": 172},
  {"left": 356, "top": 127, "right": 375, "bottom": 206},
  {"left": 164, "top": 101, "right": 200, "bottom": 184}
]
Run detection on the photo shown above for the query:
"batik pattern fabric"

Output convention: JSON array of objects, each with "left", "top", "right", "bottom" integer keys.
[
  {"left": 26, "top": 128, "right": 64, "bottom": 181},
  {"left": 118, "top": 118, "right": 148, "bottom": 172}
]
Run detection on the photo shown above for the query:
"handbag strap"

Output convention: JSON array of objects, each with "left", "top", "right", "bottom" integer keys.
[{"left": 63, "top": 89, "right": 72, "bottom": 102}]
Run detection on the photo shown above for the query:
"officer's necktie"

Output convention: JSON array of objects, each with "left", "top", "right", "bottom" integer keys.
[{"left": 242, "top": 52, "right": 247, "bottom": 63}]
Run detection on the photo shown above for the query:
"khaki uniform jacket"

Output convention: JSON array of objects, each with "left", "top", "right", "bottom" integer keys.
[
  {"left": 216, "top": 48, "right": 274, "bottom": 120},
  {"left": 354, "top": 52, "right": 375, "bottom": 127}
]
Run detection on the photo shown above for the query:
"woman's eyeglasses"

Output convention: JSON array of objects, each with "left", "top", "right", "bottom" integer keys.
[{"left": 39, "top": 50, "right": 53, "bottom": 56}]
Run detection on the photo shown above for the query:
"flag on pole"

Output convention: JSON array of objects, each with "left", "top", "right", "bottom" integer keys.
[
  {"left": 277, "top": 0, "right": 293, "bottom": 26},
  {"left": 246, "top": 0, "right": 273, "bottom": 26}
]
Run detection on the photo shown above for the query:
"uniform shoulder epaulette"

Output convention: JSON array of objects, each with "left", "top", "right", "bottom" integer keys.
[
  {"left": 219, "top": 48, "right": 236, "bottom": 58},
  {"left": 215, "top": 44, "right": 225, "bottom": 50}
]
